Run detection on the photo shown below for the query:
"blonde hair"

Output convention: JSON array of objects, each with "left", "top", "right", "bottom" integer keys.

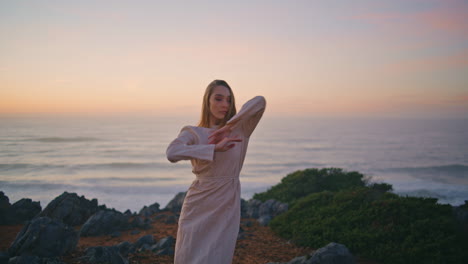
[{"left": 198, "top": 80, "right": 237, "bottom": 128}]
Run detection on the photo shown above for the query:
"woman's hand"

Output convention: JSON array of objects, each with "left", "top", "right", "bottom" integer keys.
[
  {"left": 213, "top": 135, "right": 242, "bottom": 152},
  {"left": 208, "top": 125, "right": 232, "bottom": 144},
  {"left": 209, "top": 125, "right": 242, "bottom": 152}
]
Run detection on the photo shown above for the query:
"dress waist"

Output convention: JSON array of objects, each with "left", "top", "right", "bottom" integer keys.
[{"left": 195, "top": 175, "right": 238, "bottom": 181}]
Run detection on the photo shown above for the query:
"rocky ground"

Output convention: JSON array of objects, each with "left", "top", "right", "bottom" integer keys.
[
  {"left": 1, "top": 211, "right": 314, "bottom": 264},
  {"left": 0, "top": 213, "right": 380, "bottom": 264},
  {"left": 0, "top": 191, "right": 380, "bottom": 264}
]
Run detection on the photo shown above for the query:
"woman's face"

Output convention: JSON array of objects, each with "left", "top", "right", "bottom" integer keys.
[{"left": 209, "top": 85, "right": 231, "bottom": 124}]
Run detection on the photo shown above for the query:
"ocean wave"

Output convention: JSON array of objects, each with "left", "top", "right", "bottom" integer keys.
[
  {"left": 28, "top": 137, "right": 101, "bottom": 143},
  {"left": 245, "top": 161, "right": 325, "bottom": 168},
  {"left": 77, "top": 162, "right": 168, "bottom": 170},
  {"left": 79, "top": 176, "right": 174, "bottom": 183},
  {"left": 0, "top": 162, "right": 169, "bottom": 172},
  {"left": 0, "top": 180, "right": 186, "bottom": 195},
  {"left": 379, "top": 164, "right": 468, "bottom": 184},
  {"left": 395, "top": 187, "right": 468, "bottom": 206},
  {"left": 0, "top": 163, "right": 66, "bottom": 171},
  {"left": 0, "top": 180, "right": 71, "bottom": 190}
]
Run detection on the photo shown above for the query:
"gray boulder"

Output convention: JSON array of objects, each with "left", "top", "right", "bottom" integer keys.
[
  {"left": 83, "top": 246, "right": 128, "bottom": 264},
  {"left": 130, "top": 216, "right": 151, "bottom": 230},
  {"left": 7, "top": 198, "right": 41, "bottom": 224},
  {"left": 115, "top": 241, "right": 133, "bottom": 257},
  {"left": 246, "top": 199, "right": 262, "bottom": 219},
  {"left": 257, "top": 215, "right": 272, "bottom": 226},
  {"left": 8, "top": 217, "right": 78, "bottom": 258},
  {"left": 259, "top": 199, "right": 289, "bottom": 218},
  {"left": 0, "top": 251, "right": 9, "bottom": 264},
  {"left": 0, "top": 192, "right": 41, "bottom": 225},
  {"left": 151, "top": 236, "right": 175, "bottom": 256},
  {"left": 308, "top": 242, "right": 355, "bottom": 264},
  {"left": 164, "top": 192, "right": 186, "bottom": 213},
  {"left": 240, "top": 198, "right": 248, "bottom": 218},
  {"left": 80, "top": 210, "right": 130, "bottom": 237},
  {"left": 139, "top": 202, "right": 160, "bottom": 217},
  {"left": 245, "top": 198, "right": 288, "bottom": 226},
  {"left": 7, "top": 255, "right": 41, "bottom": 264},
  {"left": 7, "top": 256, "right": 66, "bottom": 264},
  {"left": 39, "top": 192, "right": 102, "bottom": 226},
  {"left": 133, "top": 234, "right": 155, "bottom": 249},
  {"left": 0, "top": 192, "right": 11, "bottom": 224},
  {"left": 266, "top": 242, "right": 354, "bottom": 264}
]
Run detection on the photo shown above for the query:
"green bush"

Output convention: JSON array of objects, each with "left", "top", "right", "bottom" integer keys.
[
  {"left": 269, "top": 187, "right": 468, "bottom": 264},
  {"left": 253, "top": 168, "right": 367, "bottom": 205}
]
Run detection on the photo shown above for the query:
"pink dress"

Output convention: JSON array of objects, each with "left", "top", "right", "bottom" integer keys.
[{"left": 166, "top": 96, "right": 266, "bottom": 264}]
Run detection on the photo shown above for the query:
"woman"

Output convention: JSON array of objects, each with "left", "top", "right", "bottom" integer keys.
[{"left": 166, "top": 79, "right": 266, "bottom": 264}]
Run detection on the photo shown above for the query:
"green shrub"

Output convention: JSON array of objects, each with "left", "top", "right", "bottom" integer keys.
[
  {"left": 253, "top": 168, "right": 366, "bottom": 205},
  {"left": 270, "top": 187, "right": 468, "bottom": 264}
]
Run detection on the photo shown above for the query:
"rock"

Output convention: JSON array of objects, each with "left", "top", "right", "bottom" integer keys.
[
  {"left": 116, "top": 241, "right": 133, "bottom": 257},
  {"left": 154, "top": 236, "right": 174, "bottom": 250},
  {"left": 124, "top": 209, "right": 133, "bottom": 216},
  {"left": 7, "top": 255, "right": 41, "bottom": 264},
  {"left": 0, "top": 192, "right": 10, "bottom": 224},
  {"left": 164, "top": 192, "right": 186, "bottom": 213},
  {"left": 42, "top": 258, "right": 67, "bottom": 264},
  {"left": 139, "top": 202, "right": 160, "bottom": 217},
  {"left": 246, "top": 199, "right": 262, "bottom": 219},
  {"left": 259, "top": 199, "right": 276, "bottom": 216},
  {"left": 266, "top": 242, "right": 355, "bottom": 264},
  {"left": 80, "top": 210, "right": 130, "bottom": 237},
  {"left": 291, "top": 256, "right": 309, "bottom": 264},
  {"left": 259, "top": 199, "right": 288, "bottom": 218},
  {"left": 130, "top": 216, "right": 151, "bottom": 229},
  {"left": 130, "top": 230, "right": 141, "bottom": 235},
  {"left": 151, "top": 236, "right": 175, "bottom": 256},
  {"left": 245, "top": 199, "right": 288, "bottom": 225},
  {"left": 307, "top": 242, "right": 355, "bottom": 264},
  {"left": 8, "top": 217, "right": 78, "bottom": 258},
  {"left": 154, "top": 247, "right": 174, "bottom": 256},
  {"left": 139, "top": 244, "right": 152, "bottom": 252},
  {"left": 240, "top": 198, "right": 248, "bottom": 218},
  {"left": 0, "top": 251, "right": 9, "bottom": 264},
  {"left": 0, "top": 192, "right": 41, "bottom": 225},
  {"left": 39, "top": 192, "right": 102, "bottom": 226},
  {"left": 83, "top": 246, "right": 128, "bottom": 264},
  {"left": 7, "top": 198, "right": 41, "bottom": 224},
  {"left": 275, "top": 202, "right": 289, "bottom": 217},
  {"left": 257, "top": 215, "right": 272, "bottom": 226},
  {"left": 134, "top": 235, "right": 155, "bottom": 249}
]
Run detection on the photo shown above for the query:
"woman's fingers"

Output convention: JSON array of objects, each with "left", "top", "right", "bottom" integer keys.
[
  {"left": 209, "top": 128, "right": 241, "bottom": 144},
  {"left": 215, "top": 136, "right": 243, "bottom": 152},
  {"left": 208, "top": 126, "right": 232, "bottom": 140}
]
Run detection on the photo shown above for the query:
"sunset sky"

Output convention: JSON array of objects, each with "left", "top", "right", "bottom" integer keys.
[{"left": 1, "top": 0, "right": 467, "bottom": 118}]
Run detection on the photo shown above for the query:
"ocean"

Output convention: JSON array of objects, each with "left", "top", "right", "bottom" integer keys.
[{"left": 1, "top": 115, "right": 467, "bottom": 212}]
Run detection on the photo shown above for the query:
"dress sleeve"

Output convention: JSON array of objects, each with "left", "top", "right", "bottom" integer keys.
[
  {"left": 226, "top": 96, "right": 266, "bottom": 137},
  {"left": 166, "top": 126, "right": 215, "bottom": 163}
]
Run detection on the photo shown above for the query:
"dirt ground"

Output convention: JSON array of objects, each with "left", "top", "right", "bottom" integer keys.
[{"left": 1, "top": 211, "right": 378, "bottom": 264}]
